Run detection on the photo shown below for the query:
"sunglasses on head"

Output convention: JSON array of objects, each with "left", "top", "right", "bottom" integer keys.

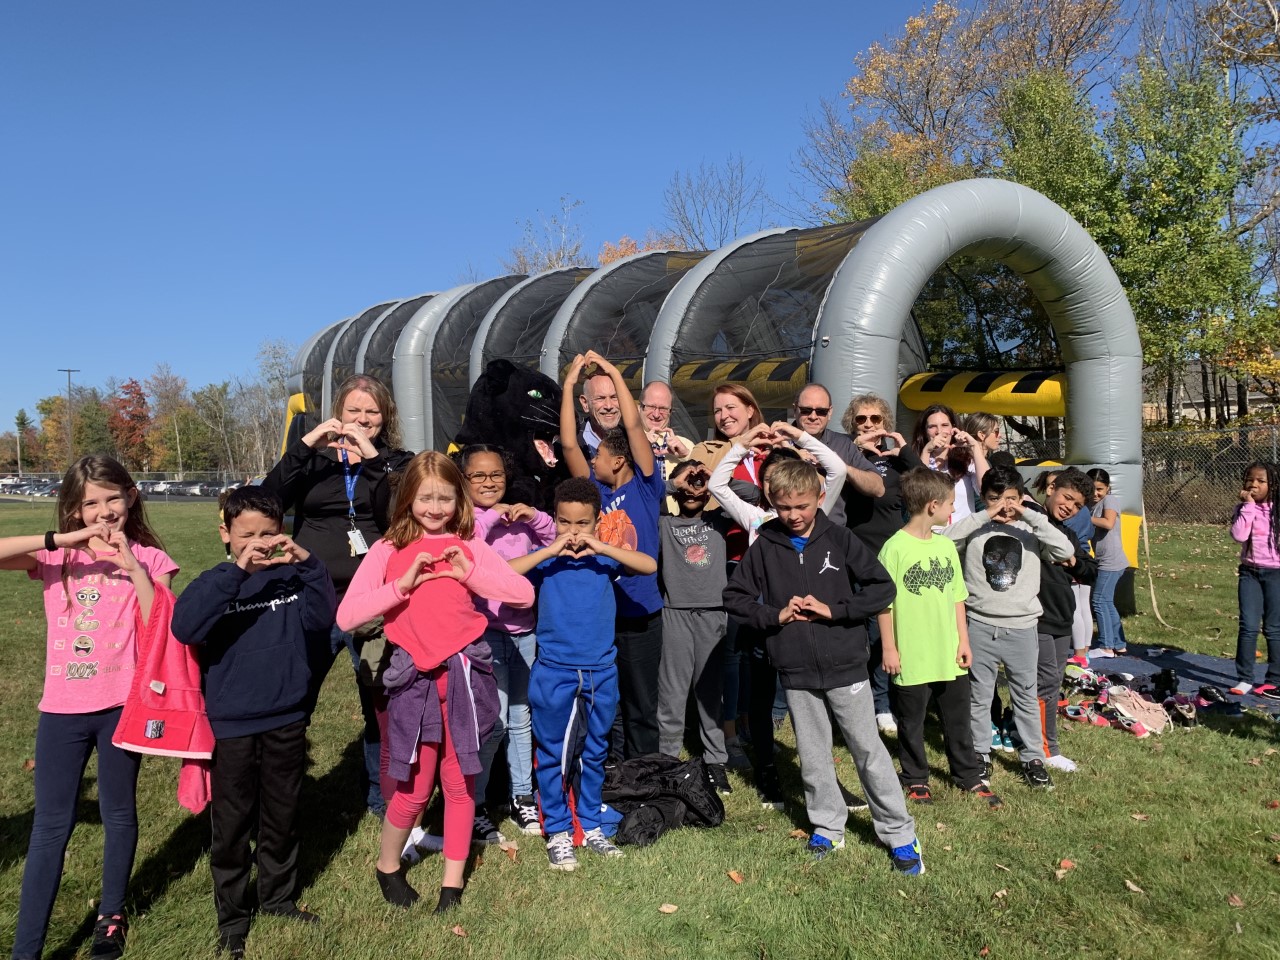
[
  {"left": 854, "top": 414, "right": 884, "bottom": 425},
  {"left": 796, "top": 406, "right": 830, "bottom": 417}
]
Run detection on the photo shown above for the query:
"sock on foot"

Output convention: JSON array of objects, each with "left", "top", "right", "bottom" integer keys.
[{"left": 434, "top": 886, "right": 464, "bottom": 914}]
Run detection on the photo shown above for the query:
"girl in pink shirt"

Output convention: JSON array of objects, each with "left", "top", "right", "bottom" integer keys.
[
  {"left": 1229, "top": 462, "right": 1280, "bottom": 698},
  {"left": 336, "top": 451, "right": 532, "bottom": 914},
  {"left": 2, "top": 456, "right": 176, "bottom": 960}
]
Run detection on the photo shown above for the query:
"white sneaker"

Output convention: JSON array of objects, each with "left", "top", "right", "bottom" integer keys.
[
  {"left": 1044, "top": 754, "right": 1078, "bottom": 773},
  {"left": 400, "top": 825, "right": 428, "bottom": 865},
  {"left": 1087, "top": 648, "right": 1116, "bottom": 659},
  {"left": 875, "top": 712, "right": 898, "bottom": 735},
  {"left": 1228, "top": 682, "right": 1253, "bottom": 696}
]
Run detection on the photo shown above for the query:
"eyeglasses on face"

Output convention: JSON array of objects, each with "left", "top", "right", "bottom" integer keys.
[
  {"left": 854, "top": 414, "right": 884, "bottom": 425},
  {"left": 465, "top": 471, "right": 506, "bottom": 483},
  {"left": 796, "top": 406, "right": 830, "bottom": 417},
  {"left": 640, "top": 403, "right": 672, "bottom": 414}
]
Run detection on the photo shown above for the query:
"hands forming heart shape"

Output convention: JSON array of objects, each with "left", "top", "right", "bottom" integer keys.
[
  {"left": 398, "top": 546, "right": 473, "bottom": 593},
  {"left": 557, "top": 535, "right": 595, "bottom": 558}
]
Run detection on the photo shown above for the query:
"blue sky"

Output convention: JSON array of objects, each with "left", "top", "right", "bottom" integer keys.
[{"left": 0, "top": 1, "right": 908, "bottom": 425}]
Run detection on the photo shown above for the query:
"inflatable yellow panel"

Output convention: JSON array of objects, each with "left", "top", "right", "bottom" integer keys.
[
  {"left": 280, "top": 392, "right": 307, "bottom": 456},
  {"left": 900, "top": 371, "right": 1065, "bottom": 418}
]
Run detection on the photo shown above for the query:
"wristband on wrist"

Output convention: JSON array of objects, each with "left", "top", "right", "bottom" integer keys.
[{"left": 44, "top": 530, "right": 57, "bottom": 551}]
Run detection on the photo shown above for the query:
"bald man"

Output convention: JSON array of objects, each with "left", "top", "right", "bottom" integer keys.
[{"left": 791, "top": 383, "right": 885, "bottom": 526}]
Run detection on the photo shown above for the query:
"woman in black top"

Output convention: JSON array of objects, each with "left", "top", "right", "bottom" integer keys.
[{"left": 264, "top": 374, "right": 413, "bottom": 815}]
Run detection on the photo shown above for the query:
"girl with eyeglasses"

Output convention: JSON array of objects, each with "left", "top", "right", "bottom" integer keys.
[{"left": 452, "top": 444, "right": 557, "bottom": 842}]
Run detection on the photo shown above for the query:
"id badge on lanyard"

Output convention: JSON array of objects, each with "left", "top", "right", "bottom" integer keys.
[{"left": 341, "top": 448, "right": 369, "bottom": 556}]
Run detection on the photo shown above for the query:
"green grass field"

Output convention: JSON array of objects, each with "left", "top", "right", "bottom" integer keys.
[{"left": 1, "top": 502, "right": 1278, "bottom": 959}]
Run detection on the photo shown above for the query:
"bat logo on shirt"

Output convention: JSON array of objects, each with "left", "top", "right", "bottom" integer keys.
[{"left": 903, "top": 557, "right": 955, "bottom": 595}]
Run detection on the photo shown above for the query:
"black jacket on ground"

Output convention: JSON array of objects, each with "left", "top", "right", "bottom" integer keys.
[
  {"left": 173, "top": 554, "right": 337, "bottom": 739},
  {"left": 722, "top": 512, "right": 896, "bottom": 691},
  {"left": 1025, "top": 502, "right": 1099, "bottom": 635}
]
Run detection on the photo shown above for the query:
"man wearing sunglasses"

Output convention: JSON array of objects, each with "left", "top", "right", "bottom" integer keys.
[{"left": 791, "top": 384, "right": 885, "bottom": 526}]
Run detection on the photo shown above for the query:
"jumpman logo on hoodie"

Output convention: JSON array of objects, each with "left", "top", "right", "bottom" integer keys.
[{"left": 818, "top": 551, "right": 841, "bottom": 575}]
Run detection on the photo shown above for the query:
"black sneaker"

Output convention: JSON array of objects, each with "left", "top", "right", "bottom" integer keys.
[
  {"left": 217, "top": 932, "right": 246, "bottom": 960},
  {"left": 838, "top": 780, "right": 869, "bottom": 811},
  {"left": 968, "top": 783, "right": 1004, "bottom": 809},
  {"left": 706, "top": 762, "right": 732, "bottom": 795},
  {"left": 472, "top": 804, "right": 508, "bottom": 845},
  {"left": 90, "top": 914, "right": 127, "bottom": 960},
  {"left": 510, "top": 793, "right": 541, "bottom": 835},
  {"left": 756, "top": 764, "right": 785, "bottom": 810},
  {"left": 978, "top": 754, "right": 992, "bottom": 785},
  {"left": 1021, "top": 758, "right": 1055, "bottom": 790},
  {"left": 260, "top": 904, "right": 320, "bottom": 923}
]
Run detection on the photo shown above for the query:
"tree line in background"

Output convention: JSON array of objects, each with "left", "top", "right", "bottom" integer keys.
[
  {"left": 0, "top": 341, "right": 292, "bottom": 478},
  {"left": 519, "top": 0, "right": 1280, "bottom": 429}
]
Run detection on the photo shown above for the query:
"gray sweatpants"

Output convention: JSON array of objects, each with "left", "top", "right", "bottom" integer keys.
[
  {"left": 968, "top": 619, "right": 1047, "bottom": 763},
  {"left": 657, "top": 607, "right": 728, "bottom": 765},
  {"left": 786, "top": 681, "right": 916, "bottom": 848}
]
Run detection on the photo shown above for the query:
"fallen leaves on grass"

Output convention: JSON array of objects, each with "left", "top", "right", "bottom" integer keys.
[
  {"left": 727, "top": 870, "right": 745, "bottom": 884},
  {"left": 22, "top": 759, "right": 34, "bottom": 771},
  {"left": 1246, "top": 758, "right": 1263, "bottom": 767},
  {"left": 1227, "top": 893, "right": 1245, "bottom": 908},
  {"left": 1124, "top": 879, "right": 1145, "bottom": 894},
  {"left": 1054, "top": 859, "right": 1076, "bottom": 881},
  {"left": 936, "top": 822, "right": 948, "bottom": 832},
  {"left": 789, "top": 829, "right": 807, "bottom": 839},
  {"left": 1267, "top": 800, "right": 1280, "bottom": 810},
  {"left": 992, "top": 889, "right": 1008, "bottom": 900},
  {"left": 658, "top": 904, "right": 678, "bottom": 914},
  {"left": 1266, "top": 749, "right": 1278, "bottom": 757},
  {"left": 979, "top": 947, "right": 990, "bottom": 958},
  {"left": 995, "top": 863, "right": 1010, "bottom": 872},
  {"left": 504, "top": 846, "right": 518, "bottom": 863},
  {"left": 450, "top": 925, "right": 467, "bottom": 937},
  {"left": 1131, "top": 813, "right": 1151, "bottom": 821},
  {"left": 755, "top": 824, "right": 767, "bottom": 832}
]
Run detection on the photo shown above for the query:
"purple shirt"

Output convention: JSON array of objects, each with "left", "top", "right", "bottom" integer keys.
[{"left": 473, "top": 505, "right": 556, "bottom": 633}]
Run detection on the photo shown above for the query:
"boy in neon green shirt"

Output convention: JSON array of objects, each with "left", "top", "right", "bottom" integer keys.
[{"left": 877, "top": 468, "right": 1001, "bottom": 809}]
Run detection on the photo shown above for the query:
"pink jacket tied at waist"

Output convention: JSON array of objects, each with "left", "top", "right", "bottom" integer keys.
[{"left": 112, "top": 583, "right": 214, "bottom": 814}]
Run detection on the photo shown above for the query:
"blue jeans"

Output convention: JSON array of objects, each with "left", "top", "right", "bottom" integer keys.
[
  {"left": 1091, "top": 569, "right": 1127, "bottom": 651},
  {"left": 476, "top": 628, "right": 537, "bottom": 798},
  {"left": 1236, "top": 564, "right": 1280, "bottom": 686},
  {"left": 14, "top": 709, "right": 141, "bottom": 959}
]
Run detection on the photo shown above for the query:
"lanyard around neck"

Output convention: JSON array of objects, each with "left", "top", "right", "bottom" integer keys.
[{"left": 339, "top": 447, "right": 363, "bottom": 525}]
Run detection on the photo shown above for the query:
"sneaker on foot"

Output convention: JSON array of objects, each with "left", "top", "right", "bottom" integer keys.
[
  {"left": 1088, "top": 648, "right": 1116, "bottom": 659},
  {"left": 546, "top": 831, "right": 579, "bottom": 871},
  {"left": 401, "top": 825, "right": 428, "bottom": 864},
  {"left": 1044, "top": 754, "right": 1077, "bottom": 773},
  {"left": 756, "top": 764, "right": 785, "bottom": 810},
  {"left": 217, "top": 932, "right": 246, "bottom": 960},
  {"left": 990, "top": 723, "right": 1003, "bottom": 753},
  {"left": 725, "top": 738, "right": 752, "bottom": 770},
  {"left": 875, "top": 712, "right": 898, "bottom": 735},
  {"left": 706, "top": 762, "right": 733, "bottom": 795},
  {"left": 582, "top": 827, "right": 624, "bottom": 858},
  {"left": 807, "top": 833, "right": 844, "bottom": 861},
  {"left": 1257, "top": 684, "right": 1280, "bottom": 700},
  {"left": 838, "top": 781, "right": 869, "bottom": 812},
  {"left": 978, "top": 754, "right": 992, "bottom": 785},
  {"left": 90, "top": 914, "right": 127, "bottom": 960},
  {"left": 472, "top": 805, "right": 508, "bottom": 846},
  {"left": 905, "top": 783, "right": 933, "bottom": 804},
  {"left": 1021, "top": 758, "right": 1055, "bottom": 790},
  {"left": 261, "top": 904, "right": 320, "bottom": 923},
  {"left": 968, "top": 783, "right": 1003, "bottom": 809},
  {"left": 890, "top": 838, "right": 925, "bottom": 875},
  {"left": 1067, "top": 654, "right": 1089, "bottom": 669},
  {"left": 511, "top": 794, "right": 541, "bottom": 835}
]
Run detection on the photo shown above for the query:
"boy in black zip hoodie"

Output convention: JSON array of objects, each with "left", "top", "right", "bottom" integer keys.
[
  {"left": 1024, "top": 468, "right": 1097, "bottom": 772},
  {"left": 723, "top": 460, "right": 922, "bottom": 872},
  {"left": 173, "top": 487, "right": 337, "bottom": 959}
]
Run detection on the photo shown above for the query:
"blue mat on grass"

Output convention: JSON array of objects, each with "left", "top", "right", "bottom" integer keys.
[{"left": 1089, "top": 644, "right": 1280, "bottom": 716}]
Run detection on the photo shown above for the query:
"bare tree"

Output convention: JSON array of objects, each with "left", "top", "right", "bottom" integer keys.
[
  {"left": 662, "top": 155, "right": 772, "bottom": 250},
  {"left": 501, "top": 195, "right": 588, "bottom": 274}
]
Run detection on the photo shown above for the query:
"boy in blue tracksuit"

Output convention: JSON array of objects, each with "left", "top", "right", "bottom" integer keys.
[
  {"left": 509, "top": 478, "right": 657, "bottom": 872},
  {"left": 172, "top": 487, "right": 336, "bottom": 959}
]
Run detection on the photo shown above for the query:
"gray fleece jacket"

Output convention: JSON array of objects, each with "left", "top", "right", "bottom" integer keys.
[{"left": 943, "top": 509, "right": 1074, "bottom": 629}]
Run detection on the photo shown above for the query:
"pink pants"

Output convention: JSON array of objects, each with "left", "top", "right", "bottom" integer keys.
[{"left": 384, "top": 671, "right": 475, "bottom": 862}]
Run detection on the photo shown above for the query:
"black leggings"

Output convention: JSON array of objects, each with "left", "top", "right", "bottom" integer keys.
[
  {"left": 741, "top": 625, "right": 778, "bottom": 769},
  {"left": 14, "top": 708, "right": 141, "bottom": 958}
]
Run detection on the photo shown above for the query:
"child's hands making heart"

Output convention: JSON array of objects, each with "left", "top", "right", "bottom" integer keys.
[{"left": 396, "top": 545, "right": 473, "bottom": 593}]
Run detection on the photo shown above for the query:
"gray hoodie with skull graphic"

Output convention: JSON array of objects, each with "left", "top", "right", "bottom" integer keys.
[{"left": 942, "top": 509, "right": 1074, "bottom": 629}]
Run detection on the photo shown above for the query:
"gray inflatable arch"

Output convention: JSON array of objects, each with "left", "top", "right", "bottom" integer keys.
[
  {"left": 392, "top": 284, "right": 479, "bottom": 453},
  {"left": 810, "top": 178, "right": 1142, "bottom": 513}
]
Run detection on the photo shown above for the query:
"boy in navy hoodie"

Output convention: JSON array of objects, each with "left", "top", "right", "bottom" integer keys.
[{"left": 173, "top": 487, "right": 336, "bottom": 959}]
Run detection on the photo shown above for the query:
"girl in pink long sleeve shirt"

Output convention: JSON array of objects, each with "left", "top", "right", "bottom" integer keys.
[
  {"left": 1229, "top": 462, "right": 1280, "bottom": 697},
  {"left": 336, "top": 452, "right": 532, "bottom": 914}
]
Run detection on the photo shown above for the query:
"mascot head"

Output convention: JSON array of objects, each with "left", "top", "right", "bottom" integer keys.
[{"left": 454, "top": 359, "right": 568, "bottom": 511}]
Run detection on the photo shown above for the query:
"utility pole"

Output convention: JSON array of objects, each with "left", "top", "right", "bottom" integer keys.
[{"left": 57, "top": 368, "right": 79, "bottom": 466}]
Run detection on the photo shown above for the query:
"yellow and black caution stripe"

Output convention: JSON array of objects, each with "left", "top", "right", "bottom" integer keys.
[
  {"left": 668, "top": 356, "right": 809, "bottom": 410},
  {"left": 900, "top": 370, "right": 1065, "bottom": 418}
]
